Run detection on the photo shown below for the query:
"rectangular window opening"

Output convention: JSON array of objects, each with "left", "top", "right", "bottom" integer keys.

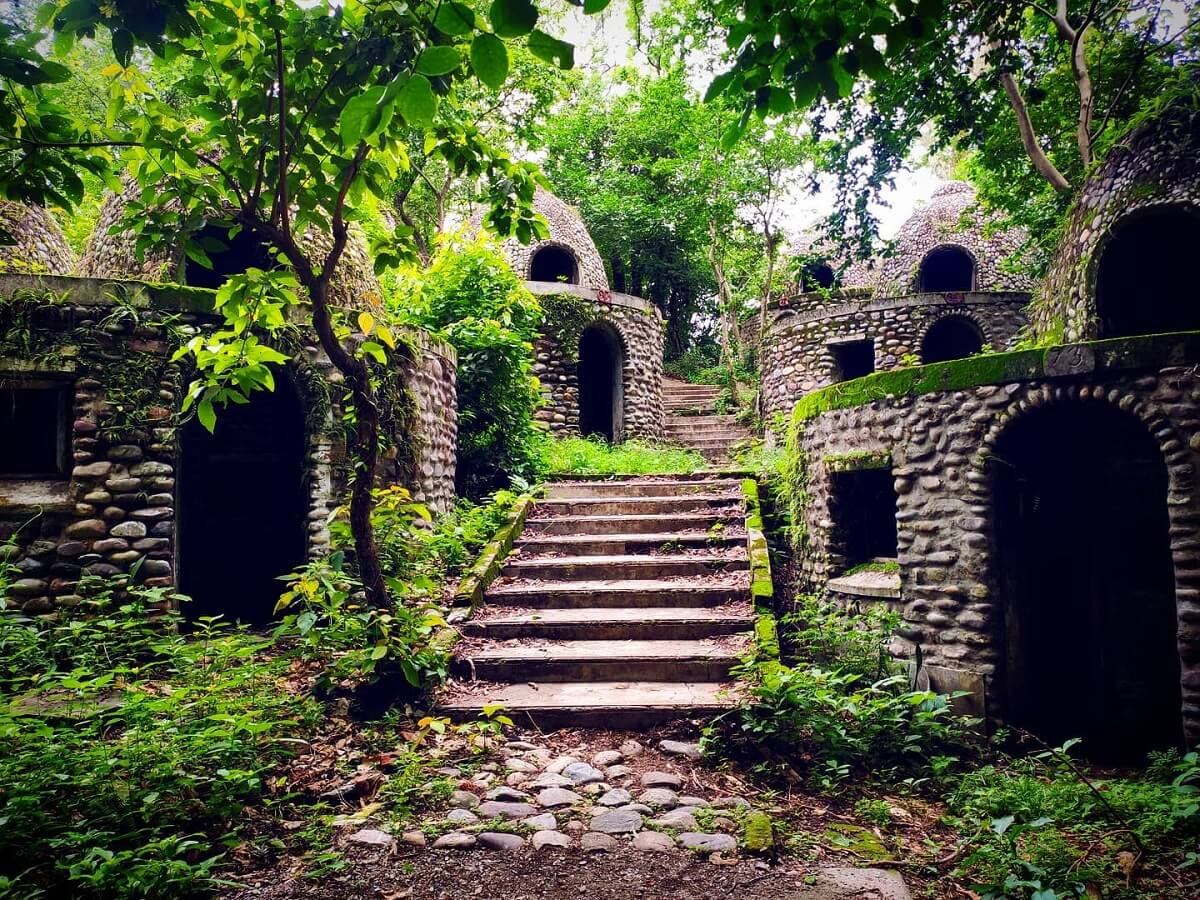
[
  {"left": 830, "top": 467, "right": 898, "bottom": 568},
  {"left": 829, "top": 339, "right": 875, "bottom": 382},
  {"left": 0, "top": 382, "right": 72, "bottom": 478}
]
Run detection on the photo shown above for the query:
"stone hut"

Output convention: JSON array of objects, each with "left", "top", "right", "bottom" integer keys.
[
  {"left": 1, "top": 208, "right": 456, "bottom": 624},
  {"left": 0, "top": 202, "right": 76, "bottom": 275},
  {"left": 782, "top": 109, "right": 1200, "bottom": 757},
  {"left": 760, "top": 185, "right": 1032, "bottom": 429},
  {"left": 487, "top": 188, "right": 664, "bottom": 441}
]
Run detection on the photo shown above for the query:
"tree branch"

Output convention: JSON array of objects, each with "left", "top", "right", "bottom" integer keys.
[{"left": 1000, "top": 71, "right": 1073, "bottom": 192}]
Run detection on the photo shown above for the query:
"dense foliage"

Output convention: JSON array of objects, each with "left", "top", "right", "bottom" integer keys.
[
  {"left": 535, "top": 435, "right": 708, "bottom": 475},
  {"left": 400, "top": 233, "right": 545, "bottom": 496}
]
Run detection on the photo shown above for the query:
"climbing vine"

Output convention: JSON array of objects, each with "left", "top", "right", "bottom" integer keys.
[{"left": 538, "top": 292, "right": 596, "bottom": 363}]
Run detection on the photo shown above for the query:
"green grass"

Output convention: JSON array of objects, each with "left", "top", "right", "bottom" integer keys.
[{"left": 536, "top": 436, "right": 707, "bottom": 475}]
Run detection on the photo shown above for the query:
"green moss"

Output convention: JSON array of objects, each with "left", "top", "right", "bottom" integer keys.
[
  {"left": 538, "top": 292, "right": 597, "bottom": 363},
  {"left": 741, "top": 811, "right": 775, "bottom": 853},
  {"left": 846, "top": 560, "right": 900, "bottom": 576},
  {"left": 824, "top": 449, "right": 891, "bottom": 473}
]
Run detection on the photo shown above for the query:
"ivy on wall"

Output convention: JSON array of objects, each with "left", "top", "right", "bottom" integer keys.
[{"left": 538, "top": 292, "right": 598, "bottom": 364}]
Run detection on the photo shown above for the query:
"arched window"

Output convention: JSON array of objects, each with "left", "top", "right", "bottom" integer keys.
[
  {"left": 917, "top": 245, "right": 975, "bottom": 292},
  {"left": 1096, "top": 206, "right": 1200, "bottom": 338},
  {"left": 992, "top": 404, "right": 1182, "bottom": 760},
  {"left": 921, "top": 316, "right": 985, "bottom": 363},
  {"left": 801, "top": 262, "right": 836, "bottom": 292},
  {"left": 529, "top": 245, "right": 578, "bottom": 284},
  {"left": 577, "top": 324, "right": 624, "bottom": 441},
  {"left": 184, "top": 223, "right": 277, "bottom": 289}
]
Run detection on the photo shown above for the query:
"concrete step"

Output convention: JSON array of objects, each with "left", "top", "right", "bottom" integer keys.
[
  {"left": 517, "top": 531, "right": 745, "bottom": 555},
  {"left": 439, "top": 681, "right": 737, "bottom": 728},
  {"left": 671, "top": 437, "right": 749, "bottom": 450},
  {"left": 485, "top": 577, "right": 750, "bottom": 608},
  {"left": 664, "top": 429, "right": 749, "bottom": 442},
  {"left": 534, "top": 494, "right": 742, "bottom": 517},
  {"left": 503, "top": 553, "right": 748, "bottom": 581},
  {"left": 461, "top": 607, "right": 755, "bottom": 640},
  {"left": 456, "top": 638, "right": 748, "bottom": 682},
  {"left": 664, "top": 415, "right": 741, "bottom": 427},
  {"left": 524, "top": 511, "right": 743, "bottom": 535},
  {"left": 545, "top": 478, "right": 741, "bottom": 499}
]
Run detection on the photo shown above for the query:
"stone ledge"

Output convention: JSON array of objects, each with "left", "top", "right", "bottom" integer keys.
[
  {"left": 523, "top": 281, "right": 661, "bottom": 318},
  {"left": 827, "top": 568, "right": 901, "bottom": 600},
  {"left": 769, "top": 290, "right": 1031, "bottom": 330},
  {"left": 0, "top": 479, "right": 72, "bottom": 514}
]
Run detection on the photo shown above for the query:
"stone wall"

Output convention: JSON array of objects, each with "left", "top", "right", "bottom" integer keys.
[
  {"left": 528, "top": 284, "right": 664, "bottom": 441},
  {"left": 0, "top": 202, "right": 76, "bottom": 275},
  {"left": 1031, "top": 105, "right": 1200, "bottom": 343},
  {"left": 761, "top": 292, "right": 1029, "bottom": 427},
  {"left": 789, "top": 337, "right": 1200, "bottom": 744},
  {"left": 0, "top": 275, "right": 457, "bottom": 613}
]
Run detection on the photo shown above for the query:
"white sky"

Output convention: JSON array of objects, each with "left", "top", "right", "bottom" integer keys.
[{"left": 556, "top": 0, "right": 939, "bottom": 240}]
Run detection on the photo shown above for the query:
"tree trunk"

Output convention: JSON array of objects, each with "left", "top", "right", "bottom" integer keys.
[
  {"left": 706, "top": 222, "right": 740, "bottom": 404},
  {"left": 611, "top": 254, "right": 625, "bottom": 293}
]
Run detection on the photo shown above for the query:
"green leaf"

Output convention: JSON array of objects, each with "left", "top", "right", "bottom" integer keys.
[
  {"left": 490, "top": 0, "right": 538, "bottom": 38},
  {"left": 704, "top": 69, "right": 736, "bottom": 102},
  {"left": 338, "top": 84, "right": 385, "bottom": 148},
  {"left": 396, "top": 74, "right": 437, "bottom": 129},
  {"left": 434, "top": 1, "right": 476, "bottom": 35},
  {"left": 471, "top": 33, "right": 509, "bottom": 89},
  {"left": 583, "top": 0, "right": 611, "bottom": 12},
  {"left": 990, "top": 815, "right": 1015, "bottom": 836},
  {"left": 417, "top": 46, "right": 463, "bottom": 76},
  {"left": 527, "top": 30, "right": 573, "bottom": 69},
  {"left": 197, "top": 397, "right": 217, "bottom": 433},
  {"left": 111, "top": 28, "right": 134, "bottom": 66}
]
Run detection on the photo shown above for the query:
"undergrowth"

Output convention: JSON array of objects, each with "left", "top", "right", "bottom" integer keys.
[{"left": 535, "top": 435, "right": 707, "bottom": 475}]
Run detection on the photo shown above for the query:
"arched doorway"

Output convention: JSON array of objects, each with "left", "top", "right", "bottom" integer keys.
[
  {"left": 918, "top": 245, "right": 975, "bottom": 292},
  {"left": 801, "top": 261, "right": 836, "bottom": 292},
  {"left": 577, "top": 324, "right": 624, "bottom": 441},
  {"left": 991, "top": 403, "right": 1182, "bottom": 760},
  {"left": 529, "top": 245, "right": 578, "bottom": 284},
  {"left": 184, "top": 222, "right": 277, "bottom": 289},
  {"left": 921, "top": 316, "right": 984, "bottom": 363},
  {"left": 179, "top": 375, "right": 308, "bottom": 624},
  {"left": 1096, "top": 206, "right": 1200, "bottom": 338}
]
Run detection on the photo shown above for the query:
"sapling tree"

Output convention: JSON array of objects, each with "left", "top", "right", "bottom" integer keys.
[{"left": 3, "top": 0, "right": 604, "bottom": 614}]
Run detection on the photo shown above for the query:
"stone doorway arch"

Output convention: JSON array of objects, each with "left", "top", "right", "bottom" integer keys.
[{"left": 577, "top": 323, "right": 625, "bottom": 442}]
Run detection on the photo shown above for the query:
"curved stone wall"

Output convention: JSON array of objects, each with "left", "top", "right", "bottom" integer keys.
[
  {"left": 761, "top": 292, "right": 1029, "bottom": 427},
  {"left": 0, "top": 202, "right": 76, "bottom": 275},
  {"left": 487, "top": 188, "right": 609, "bottom": 291},
  {"left": 77, "top": 183, "right": 380, "bottom": 309},
  {"left": 1032, "top": 105, "right": 1200, "bottom": 343},
  {"left": 874, "top": 182, "right": 1034, "bottom": 297},
  {"left": 528, "top": 284, "right": 664, "bottom": 440},
  {"left": 788, "top": 335, "right": 1200, "bottom": 745}
]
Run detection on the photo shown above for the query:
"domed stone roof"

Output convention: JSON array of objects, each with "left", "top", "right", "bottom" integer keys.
[
  {"left": 874, "top": 181, "right": 1034, "bottom": 297},
  {"left": 786, "top": 231, "right": 878, "bottom": 292},
  {"left": 1031, "top": 104, "right": 1200, "bottom": 343},
  {"left": 0, "top": 202, "right": 77, "bottom": 275},
  {"left": 77, "top": 183, "right": 380, "bottom": 308},
  {"left": 485, "top": 187, "right": 609, "bottom": 291}
]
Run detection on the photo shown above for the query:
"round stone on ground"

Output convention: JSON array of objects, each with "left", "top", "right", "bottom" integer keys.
[
  {"left": 531, "top": 772, "right": 574, "bottom": 790},
  {"left": 401, "top": 831, "right": 426, "bottom": 847},
  {"left": 449, "top": 790, "right": 479, "bottom": 809},
  {"left": 477, "top": 832, "right": 526, "bottom": 851},
  {"left": 346, "top": 828, "right": 393, "bottom": 847},
  {"left": 679, "top": 833, "right": 737, "bottom": 853},
  {"left": 521, "top": 813, "right": 558, "bottom": 830},
  {"left": 592, "top": 750, "right": 623, "bottom": 767},
  {"left": 597, "top": 788, "right": 632, "bottom": 807},
  {"left": 659, "top": 739, "right": 702, "bottom": 760},
  {"left": 537, "top": 787, "right": 582, "bottom": 808},
  {"left": 633, "top": 831, "right": 676, "bottom": 853},
  {"left": 506, "top": 741, "right": 538, "bottom": 751},
  {"left": 506, "top": 758, "right": 538, "bottom": 773},
  {"left": 445, "top": 808, "right": 479, "bottom": 825},
  {"left": 641, "top": 771, "right": 683, "bottom": 789},
  {"left": 562, "top": 761, "right": 605, "bottom": 785},
  {"left": 432, "top": 832, "right": 477, "bottom": 850},
  {"left": 589, "top": 810, "right": 643, "bottom": 834},
  {"left": 505, "top": 772, "right": 526, "bottom": 787},
  {"left": 476, "top": 801, "right": 537, "bottom": 820},
  {"left": 546, "top": 756, "right": 578, "bottom": 774},
  {"left": 618, "top": 803, "right": 653, "bottom": 815},
  {"left": 619, "top": 739, "right": 643, "bottom": 758},
  {"left": 605, "top": 765, "right": 634, "bottom": 779},
  {"left": 531, "top": 830, "right": 572, "bottom": 851},
  {"left": 711, "top": 796, "right": 750, "bottom": 810},
  {"left": 654, "top": 808, "right": 699, "bottom": 830},
  {"left": 637, "top": 788, "right": 679, "bottom": 809},
  {"left": 486, "top": 786, "right": 529, "bottom": 802},
  {"left": 679, "top": 795, "right": 708, "bottom": 807},
  {"left": 581, "top": 832, "right": 619, "bottom": 852}
]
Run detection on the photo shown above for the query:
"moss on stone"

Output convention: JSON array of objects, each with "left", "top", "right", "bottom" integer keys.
[
  {"left": 741, "top": 811, "right": 775, "bottom": 853},
  {"left": 824, "top": 449, "right": 891, "bottom": 473}
]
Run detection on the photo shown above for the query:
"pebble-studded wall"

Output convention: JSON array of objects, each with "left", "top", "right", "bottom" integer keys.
[
  {"left": 0, "top": 275, "right": 457, "bottom": 616},
  {"left": 529, "top": 285, "right": 664, "bottom": 441},
  {"left": 489, "top": 188, "right": 609, "bottom": 291},
  {"left": 1030, "top": 104, "right": 1200, "bottom": 343},
  {"left": 0, "top": 202, "right": 76, "bottom": 276},
  {"left": 761, "top": 293, "right": 1030, "bottom": 428},
  {"left": 790, "top": 339, "right": 1200, "bottom": 746}
]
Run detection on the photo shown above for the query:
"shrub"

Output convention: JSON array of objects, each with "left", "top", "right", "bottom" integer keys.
[
  {"left": 398, "top": 232, "right": 544, "bottom": 497},
  {"left": 535, "top": 435, "right": 708, "bottom": 475}
]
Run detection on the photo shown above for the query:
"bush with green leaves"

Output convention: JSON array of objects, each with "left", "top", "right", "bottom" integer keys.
[
  {"left": 0, "top": 581, "right": 320, "bottom": 898},
  {"left": 398, "top": 232, "right": 544, "bottom": 497},
  {"left": 535, "top": 435, "right": 708, "bottom": 476}
]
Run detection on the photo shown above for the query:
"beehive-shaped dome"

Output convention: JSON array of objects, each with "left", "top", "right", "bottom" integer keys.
[
  {"left": 0, "top": 202, "right": 77, "bottom": 275},
  {"left": 77, "top": 183, "right": 380, "bottom": 308},
  {"left": 874, "top": 181, "right": 1033, "bottom": 297},
  {"left": 486, "top": 187, "right": 609, "bottom": 291},
  {"left": 787, "top": 231, "right": 878, "bottom": 293},
  {"left": 1032, "top": 104, "right": 1200, "bottom": 343}
]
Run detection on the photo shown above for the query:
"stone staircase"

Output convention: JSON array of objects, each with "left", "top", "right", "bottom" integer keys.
[
  {"left": 663, "top": 378, "right": 751, "bottom": 462},
  {"left": 441, "top": 476, "right": 754, "bottom": 727}
]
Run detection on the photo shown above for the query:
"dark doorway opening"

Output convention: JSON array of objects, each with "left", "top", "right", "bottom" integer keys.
[
  {"left": 921, "top": 316, "right": 985, "bottom": 363},
  {"left": 179, "top": 375, "right": 307, "bottom": 624},
  {"left": 801, "top": 262, "right": 836, "bottom": 292},
  {"left": 992, "top": 404, "right": 1182, "bottom": 761},
  {"left": 529, "top": 245, "right": 578, "bottom": 284},
  {"left": 578, "top": 324, "right": 623, "bottom": 441},
  {"left": 0, "top": 382, "right": 71, "bottom": 477},
  {"left": 1096, "top": 207, "right": 1200, "bottom": 338},
  {"left": 184, "top": 222, "right": 277, "bottom": 289},
  {"left": 830, "top": 467, "right": 898, "bottom": 568},
  {"left": 918, "top": 245, "right": 975, "bottom": 292},
  {"left": 829, "top": 339, "right": 875, "bottom": 382}
]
